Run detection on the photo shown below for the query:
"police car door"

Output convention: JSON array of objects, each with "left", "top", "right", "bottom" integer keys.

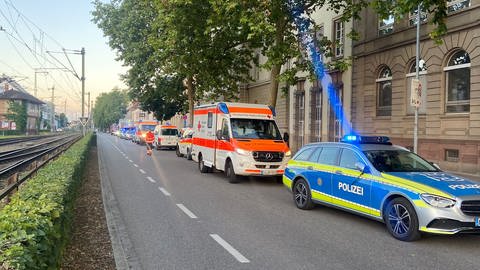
[{"left": 331, "top": 148, "right": 372, "bottom": 215}]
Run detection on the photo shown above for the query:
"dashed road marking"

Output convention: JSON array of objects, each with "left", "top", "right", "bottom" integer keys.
[
  {"left": 176, "top": 204, "right": 198, "bottom": 219},
  {"left": 139, "top": 169, "right": 146, "bottom": 174},
  {"left": 133, "top": 164, "right": 139, "bottom": 168},
  {"left": 147, "top": 177, "right": 156, "bottom": 183},
  {"left": 210, "top": 234, "right": 250, "bottom": 263},
  {"left": 128, "top": 160, "right": 133, "bottom": 163},
  {"left": 158, "top": 187, "right": 170, "bottom": 196}
]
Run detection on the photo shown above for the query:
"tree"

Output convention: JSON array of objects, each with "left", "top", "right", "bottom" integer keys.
[
  {"left": 6, "top": 100, "right": 27, "bottom": 133},
  {"left": 58, "top": 113, "right": 68, "bottom": 128},
  {"left": 92, "top": 89, "right": 129, "bottom": 131}
]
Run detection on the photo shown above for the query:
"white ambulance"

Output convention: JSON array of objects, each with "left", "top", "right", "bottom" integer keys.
[
  {"left": 153, "top": 125, "right": 179, "bottom": 150},
  {"left": 191, "top": 102, "right": 291, "bottom": 183}
]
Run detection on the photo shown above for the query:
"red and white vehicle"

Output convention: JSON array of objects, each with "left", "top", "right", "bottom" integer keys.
[
  {"left": 191, "top": 102, "right": 291, "bottom": 183},
  {"left": 176, "top": 127, "right": 194, "bottom": 159}
]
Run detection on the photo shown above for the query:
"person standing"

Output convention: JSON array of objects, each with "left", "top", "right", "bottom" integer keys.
[{"left": 145, "top": 129, "right": 155, "bottom": 155}]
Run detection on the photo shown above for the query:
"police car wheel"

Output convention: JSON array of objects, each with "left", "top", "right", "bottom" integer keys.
[
  {"left": 293, "top": 178, "right": 314, "bottom": 210},
  {"left": 198, "top": 155, "right": 209, "bottom": 173},
  {"left": 225, "top": 160, "right": 239, "bottom": 184},
  {"left": 384, "top": 198, "right": 421, "bottom": 241},
  {"left": 176, "top": 145, "right": 182, "bottom": 157}
]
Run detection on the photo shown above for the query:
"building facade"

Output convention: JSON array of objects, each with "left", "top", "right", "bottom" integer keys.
[{"left": 351, "top": 0, "right": 480, "bottom": 173}]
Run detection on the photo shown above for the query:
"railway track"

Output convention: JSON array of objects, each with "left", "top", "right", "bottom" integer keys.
[{"left": 0, "top": 134, "right": 82, "bottom": 202}]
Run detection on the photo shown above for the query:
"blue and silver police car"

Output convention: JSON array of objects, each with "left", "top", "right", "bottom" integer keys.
[{"left": 283, "top": 135, "right": 480, "bottom": 241}]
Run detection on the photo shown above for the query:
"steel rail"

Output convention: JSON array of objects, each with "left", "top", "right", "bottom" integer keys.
[
  {"left": 0, "top": 135, "right": 56, "bottom": 146},
  {"left": 0, "top": 135, "right": 78, "bottom": 162},
  {"left": 0, "top": 135, "right": 81, "bottom": 201}
]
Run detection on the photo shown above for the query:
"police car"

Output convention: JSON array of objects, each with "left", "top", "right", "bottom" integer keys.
[{"left": 283, "top": 135, "right": 480, "bottom": 241}]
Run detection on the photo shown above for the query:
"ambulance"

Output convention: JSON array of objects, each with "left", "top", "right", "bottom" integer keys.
[
  {"left": 191, "top": 102, "right": 291, "bottom": 183},
  {"left": 134, "top": 121, "right": 158, "bottom": 145}
]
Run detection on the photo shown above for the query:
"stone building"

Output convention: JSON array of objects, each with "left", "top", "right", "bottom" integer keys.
[{"left": 351, "top": 0, "right": 480, "bottom": 173}]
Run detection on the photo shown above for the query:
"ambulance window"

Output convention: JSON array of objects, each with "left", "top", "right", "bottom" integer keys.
[
  {"left": 339, "top": 149, "right": 363, "bottom": 170},
  {"left": 207, "top": 112, "right": 213, "bottom": 128},
  {"left": 221, "top": 119, "right": 229, "bottom": 137},
  {"left": 317, "top": 147, "right": 339, "bottom": 165},
  {"left": 295, "top": 147, "right": 316, "bottom": 161}
]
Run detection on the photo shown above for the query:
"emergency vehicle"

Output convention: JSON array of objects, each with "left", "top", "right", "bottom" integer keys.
[
  {"left": 153, "top": 125, "right": 179, "bottom": 150},
  {"left": 191, "top": 102, "right": 291, "bottom": 183},
  {"left": 283, "top": 135, "right": 480, "bottom": 241},
  {"left": 176, "top": 127, "right": 193, "bottom": 159},
  {"left": 134, "top": 121, "right": 158, "bottom": 145}
]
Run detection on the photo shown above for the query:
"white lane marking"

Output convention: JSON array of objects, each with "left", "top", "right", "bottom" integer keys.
[
  {"left": 147, "top": 177, "right": 156, "bottom": 183},
  {"left": 176, "top": 204, "right": 198, "bottom": 219},
  {"left": 133, "top": 164, "right": 139, "bottom": 167},
  {"left": 209, "top": 234, "right": 250, "bottom": 263},
  {"left": 158, "top": 187, "right": 171, "bottom": 196},
  {"left": 139, "top": 169, "right": 146, "bottom": 174},
  {"left": 129, "top": 160, "right": 133, "bottom": 163}
]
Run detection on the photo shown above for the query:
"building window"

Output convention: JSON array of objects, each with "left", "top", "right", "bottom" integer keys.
[
  {"left": 378, "top": 15, "right": 394, "bottom": 36},
  {"left": 310, "top": 80, "right": 322, "bottom": 142},
  {"left": 333, "top": 19, "right": 344, "bottom": 58},
  {"left": 445, "top": 149, "right": 459, "bottom": 162},
  {"left": 409, "top": 7, "right": 428, "bottom": 26},
  {"left": 406, "top": 59, "right": 427, "bottom": 115},
  {"left": 444, "top": 50, "right": 470, "bottom": 113},
  {"left": 295, "top": 80, "right": 305, "bottom": 148},
  {"left": 447, "top": 0, "right": 470, "bottom": 13},
  {"left": 376, "top": 66, "right": 392, "bottom": 116}
]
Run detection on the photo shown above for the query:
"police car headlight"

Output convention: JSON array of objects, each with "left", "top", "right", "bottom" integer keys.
[
  {"left": 236, "top": 148, "right": 250, "bottom": 156},
  {"left": 420, "top": 194, "right": 456, "bottom": 208},
  {"left": 285, "top": 150, "right": 292, "bottom": 157}
]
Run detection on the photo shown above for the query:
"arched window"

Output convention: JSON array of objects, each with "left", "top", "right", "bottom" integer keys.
[
  {"left": 406, "top": 59, "right": 427, "bottom": 115},
  {"left": 444, "top": 50, "right": 470, "bottom": 113},
  {"left": 376, "top": 66, "right": 392, "bottom": 116}
]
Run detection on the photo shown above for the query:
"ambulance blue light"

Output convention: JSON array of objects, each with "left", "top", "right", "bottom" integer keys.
[
  {"left": 218, "top": 103, "right": 229, "bottom": 114},
  {"left": 268, "top": 106, "right": 276, "bottom": 117}
]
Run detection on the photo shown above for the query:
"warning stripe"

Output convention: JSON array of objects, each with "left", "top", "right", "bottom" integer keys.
[{"left": 192, "top": 138, "right": 234, "bottom": 151}]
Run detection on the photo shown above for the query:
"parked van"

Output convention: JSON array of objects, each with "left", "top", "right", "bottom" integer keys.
[
  {"left": 176, "top": 127, "right": 194, "bottom": 159},
  {"left": 154, "top": 125, "right": 179, "bottom": 150},
  {"left": 191, "top": 102, "right": 291, "bottom": 183}
]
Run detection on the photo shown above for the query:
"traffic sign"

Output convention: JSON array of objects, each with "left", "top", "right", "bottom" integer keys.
[{"left": 80, "top": 117, "right": 88, "bottom": 126}]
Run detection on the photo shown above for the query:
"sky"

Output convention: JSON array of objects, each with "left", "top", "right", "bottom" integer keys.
[{"left": 0, "top": 0, "right": 127, "bottom": 121}]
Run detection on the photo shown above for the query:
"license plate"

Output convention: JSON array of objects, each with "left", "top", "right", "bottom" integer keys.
[
  {"left": 475, "top": 217, "right": 480, "bottom": 227},
  {"left": 262, "top": 170, "right": 275, "bottom": 175}
]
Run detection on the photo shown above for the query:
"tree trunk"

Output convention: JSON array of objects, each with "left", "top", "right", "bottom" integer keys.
[
  {"left": 186, "top": 76, "right": 195, "bottom": 127},
  {"left": 269, "top": 64, "right": 281, "bottom": 108}
]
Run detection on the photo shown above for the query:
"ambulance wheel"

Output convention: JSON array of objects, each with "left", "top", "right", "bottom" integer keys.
[
  {"left": 384, "top": 197, "right": 421, "bottom": 241},
  {"left": 176, "top": 145, "right": 183, "bottom": 157},
  {"left": 198, "top": 154, "right": 209, "bottom": 173},
  {"left": 225, "top": 160, "right": 239, "bottom": 183},
  {"left": 293, "top": 178, "right": 314, "bottom": 210},
  {"left": 186, "top": 149, "right": 192, "bottom": 160}
]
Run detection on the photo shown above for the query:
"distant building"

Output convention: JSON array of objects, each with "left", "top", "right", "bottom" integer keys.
[
  {"left": 0, "top": 75, "right": 44, "bottom": 134},
  {"left": 351, "top": 1, "right": 480, "bottom": 173}
]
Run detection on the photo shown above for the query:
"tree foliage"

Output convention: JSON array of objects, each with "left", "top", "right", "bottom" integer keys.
[
  {"left": 58, "top": 113, "right": 68, "bottom": 128},
  {"left": 93, "top": 0, "right": 451, "bottom": 114},
  {"left": 6, "top": 100, "right": 27, "bottom": 133},
  {"left": 92, "top": 89, "right": 128, "bottom": 130}
]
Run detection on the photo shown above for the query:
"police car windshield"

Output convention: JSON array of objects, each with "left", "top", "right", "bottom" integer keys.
[
  {"left": 363, "top": 150, "right": 439, "bottom": 172},
  {"left": 230, "top": 119, "right": 282, "bottom": 140}
]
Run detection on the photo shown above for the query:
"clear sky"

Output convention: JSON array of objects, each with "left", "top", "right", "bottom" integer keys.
[{"left": 0, "top": 0, "right": 127, "bottom": 120}]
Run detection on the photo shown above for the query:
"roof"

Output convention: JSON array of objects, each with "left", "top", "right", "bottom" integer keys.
[{"left": 0, "top": 89, "right": 44, "bottom": 104}]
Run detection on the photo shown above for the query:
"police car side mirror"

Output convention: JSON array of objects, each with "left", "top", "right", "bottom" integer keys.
[{"left": 355, "top": 162, "right": 370, "bottom": 174}]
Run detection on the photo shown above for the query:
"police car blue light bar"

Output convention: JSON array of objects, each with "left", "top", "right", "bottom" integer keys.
[{"left": 341, "top": 135, "right": 391, "bottom": 144}]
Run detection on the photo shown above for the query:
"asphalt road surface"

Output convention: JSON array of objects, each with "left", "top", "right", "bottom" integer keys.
[{"left": 97, "top": 133, "right": 480, "bottom": 270}]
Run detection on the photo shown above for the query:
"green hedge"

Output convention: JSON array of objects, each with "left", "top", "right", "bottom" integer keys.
[{"left": 0, "top": 134, "right": 93, "bottom": 270}]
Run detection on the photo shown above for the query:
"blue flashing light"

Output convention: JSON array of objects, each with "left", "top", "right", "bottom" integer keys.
[
  {"left": 268, "top": 105, "right": 276, "bottom": 117},
  {"left": 341, "top": 134, "right": 360, "bottom": 143},
  {"left": 218, "top": 102, "right": 229, "bottom": 114}
]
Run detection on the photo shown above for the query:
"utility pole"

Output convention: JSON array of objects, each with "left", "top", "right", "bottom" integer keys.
[
  {"left": 87, "top": 92, "right": 91, "bottom": 132},
  {"left": 81, "top": 47, "right": 86, "bottom": 136},
  {"left": 64, "top": 99, "right": 67, "bottom": 114},
  {"left": 413, "top": 4, "right": 421, "bottom": 154},
  {"left": 50, "top": 86, "right": 55, "bottom": 132}
]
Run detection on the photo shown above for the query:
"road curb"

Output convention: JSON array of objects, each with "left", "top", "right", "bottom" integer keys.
[{"left": 98, "top": 135, "right": 143, "bottom": 270}]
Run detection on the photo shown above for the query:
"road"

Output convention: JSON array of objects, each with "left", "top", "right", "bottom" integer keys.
[{"left": 97, "top": 133, "right": 480, "bottom": 270}]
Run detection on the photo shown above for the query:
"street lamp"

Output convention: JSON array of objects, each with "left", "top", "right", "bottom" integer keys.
[{"left": 413, "top": 4, "right": 421, "bottom": 154}]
